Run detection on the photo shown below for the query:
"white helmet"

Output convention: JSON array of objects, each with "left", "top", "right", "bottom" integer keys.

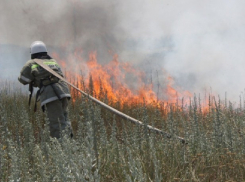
[{"left": 30, "top": 41, "right": 47, "bottom": 54}]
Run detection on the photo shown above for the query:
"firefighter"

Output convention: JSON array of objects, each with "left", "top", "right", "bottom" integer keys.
[{"left": 18, "top": 41, "right": 73, "bottom": 139}]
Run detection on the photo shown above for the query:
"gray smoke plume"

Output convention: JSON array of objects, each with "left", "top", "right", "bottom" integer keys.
[
  {"left": 0, "top": 0, "right": 124, "bottom": 62},
  {"left": 118, "top": 0, "right": 245, "bottom": 103},
  {"left": 1, "top": 0, "right": 245, "bottom": 103}
]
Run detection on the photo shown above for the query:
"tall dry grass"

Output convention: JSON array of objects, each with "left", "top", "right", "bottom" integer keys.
[{"left": 1, "top": 83, "right": 245, "bottom": 181}]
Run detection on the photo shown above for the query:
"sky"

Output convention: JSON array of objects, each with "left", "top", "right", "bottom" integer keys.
[{"left": 1, "top": 0, "right": 245, "bottom": 103}]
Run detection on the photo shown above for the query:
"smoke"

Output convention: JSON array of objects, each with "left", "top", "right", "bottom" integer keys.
[
  {"left": 165, "top": 0, "right": 245, "bottom": 102},
  {"left": 118, "top": 0, "right": 245, "bottom": 102},
  {"left": 1, "top": 0, "right": 245, "bottom": 102},
  {"left": 0, "top": 0, "right": 123, "bottom": 57}
]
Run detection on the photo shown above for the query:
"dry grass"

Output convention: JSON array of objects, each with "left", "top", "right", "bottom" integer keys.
[{"left": 1, "top": 84, "right": 245, "bottom": 181}]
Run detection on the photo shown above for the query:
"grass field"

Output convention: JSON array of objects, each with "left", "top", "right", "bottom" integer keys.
[{"left": 1, "top": 83, "right": 245, "bottom": 182}]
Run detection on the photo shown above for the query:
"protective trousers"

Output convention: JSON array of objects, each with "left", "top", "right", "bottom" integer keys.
[{"left": 46, "top": 97, "right": 73, "bottom": 139}]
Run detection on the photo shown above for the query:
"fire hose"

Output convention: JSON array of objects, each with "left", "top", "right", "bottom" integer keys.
[{"left": 34, "top": 59, "right": 186, "bottom": 144}]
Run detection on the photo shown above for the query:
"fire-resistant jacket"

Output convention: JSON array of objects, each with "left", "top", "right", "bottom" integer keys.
[{"left": 18, "top": 59, "right": 71, "bottom": 107}]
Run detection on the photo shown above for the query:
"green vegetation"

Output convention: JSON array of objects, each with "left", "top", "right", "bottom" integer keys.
[{"left": 1, "top": 85, "right": 245, "bottom": 182}]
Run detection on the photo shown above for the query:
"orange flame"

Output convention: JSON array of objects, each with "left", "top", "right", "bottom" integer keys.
[{"left": 52, "top": 51, "right": 192, "bottom": 107}]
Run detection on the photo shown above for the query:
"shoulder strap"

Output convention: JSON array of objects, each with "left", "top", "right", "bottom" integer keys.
[{"left": 28, "top": 82, "right": 33, "bottom": 106}]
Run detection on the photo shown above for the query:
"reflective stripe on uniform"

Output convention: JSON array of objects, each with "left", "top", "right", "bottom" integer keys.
[
  {"left": 20, "top": 75, "right": 32, "bottom": 83},
  {"left": 31, "top": 61, "right": 60, "bottom": 70},
  {"left": 40, "top": 94, "right": 71, "bottom": 107}
]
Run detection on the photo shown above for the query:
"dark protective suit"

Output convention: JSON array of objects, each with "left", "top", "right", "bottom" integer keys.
[{"left": 18, "top": 58, "right": 73, "bottom": 139}]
